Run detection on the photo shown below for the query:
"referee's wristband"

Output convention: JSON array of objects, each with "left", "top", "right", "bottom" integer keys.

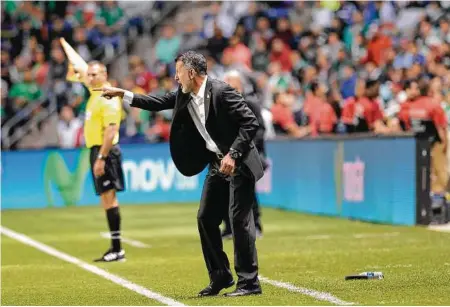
[{"left": 97, "top": 154, "right": 107, "bottom": 161}]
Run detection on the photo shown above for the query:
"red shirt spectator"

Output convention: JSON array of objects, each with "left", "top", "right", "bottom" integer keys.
[
  {"left": 304, "top": 82, "right": 337, "bottom": 135},
  {"left": 342, "top": 79, "right": 386, "bottom": 133},
  {"left": 271, "top": 99, "right": 296, "bottom": 134},
  {"left": 398, "top": 96, "right": 447, "bottom": 143},
  {"left": 135, "top": 70, "right": 155, "bottom": 93},
  {"left": 129, "top": 55, "right": 155, "bottom": 93},
  {"left": 342, "top": 96, "right": 384, "bottom": 132},
  {"left": 222, "top": 36, "right": 252, "bottom": 69},
  {"left": 270, "top": 38, "right": 292, "bottom": 72},
  {"left": 318, "top": 103, "right": 338, "bottom": 134},
  {"left": 148, "top": 114, "right": 171, "bottom": 142},
  {"left": 365, "top": 31, "right": 392, "bottom": 66},
  {"left": 271, "top": 93, "right": 309, "bottom": 138}
]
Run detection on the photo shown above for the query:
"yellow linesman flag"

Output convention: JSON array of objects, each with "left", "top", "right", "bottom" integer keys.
[{"left": 59, "top": 37, "right": 88, "bottom": 83}]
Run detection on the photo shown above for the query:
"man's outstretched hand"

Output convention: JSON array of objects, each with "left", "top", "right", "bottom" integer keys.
[{"left": 92, "top": 86, "right": 126, "bottom": 99}]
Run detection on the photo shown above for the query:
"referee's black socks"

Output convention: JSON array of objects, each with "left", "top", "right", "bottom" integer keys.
[{"left": 106, "top": 206, "right": 122, "bottom": 252}]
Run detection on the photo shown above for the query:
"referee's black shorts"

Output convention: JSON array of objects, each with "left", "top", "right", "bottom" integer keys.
[{"left": 89, "top": 145, "right": 125, "bottom": 196}]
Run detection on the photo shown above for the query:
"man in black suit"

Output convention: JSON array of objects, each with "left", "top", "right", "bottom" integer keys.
[
  {"left": 222, "top": 70, "right": 267, "bottom": 239},
  {"left": 94, "top": 51, "right": 264, "bottom": 297}
]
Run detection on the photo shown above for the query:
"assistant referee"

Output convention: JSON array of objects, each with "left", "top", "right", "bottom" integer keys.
[{"left": 69, "top": 61, "right": 126, "bottom": 262}]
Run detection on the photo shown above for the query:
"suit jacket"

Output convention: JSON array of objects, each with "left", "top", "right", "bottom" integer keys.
[
  {"left": 244, "top": 93, "right": 266, "bottom": 156},
  {"left": 129, "top": 77, "right": 264, "bottom": 181}
]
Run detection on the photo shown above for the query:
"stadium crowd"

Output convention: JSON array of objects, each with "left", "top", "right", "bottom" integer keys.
[{"left": 1, "top": 1, "right": 450, "bottom": 152}]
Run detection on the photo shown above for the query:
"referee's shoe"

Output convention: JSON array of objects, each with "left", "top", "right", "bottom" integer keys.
[{"left": 94, "top": 248, "right": 126, "bottom": 262}]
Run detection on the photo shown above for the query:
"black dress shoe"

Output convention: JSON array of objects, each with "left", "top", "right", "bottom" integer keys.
[
  {"left": 224, "top": 287, "right": 262, "bottom": 297},
  {"left": 198, "top": 279, "right": 235, "bottom": 297}
]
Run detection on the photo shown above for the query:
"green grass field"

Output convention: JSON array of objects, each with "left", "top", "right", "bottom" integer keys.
[{"left": 2, "top": 203, "right": 450, "bottom": 306}]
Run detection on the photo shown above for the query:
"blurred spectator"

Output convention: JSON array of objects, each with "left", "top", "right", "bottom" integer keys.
[
  {"left": 273, "top": 17, "right": 293, "bottom": 46},
  {"left": 321, "top": 31, "right": 343, "bottom": 63},
  {"left": 270, "top": 38, "right": 292, "bottom": 72},
  {"left": 147, "top": 113, "right": 171, "bottom": 143},
  {"left": 98, "top": 0, "right": 125, "bottom": 51},
  {"left": 180, "top": 19, "right": 205, "bottom": 53},
  {"left": 267, "top": 62, "right": 294, "bottom": 95},
  {"left": 57, "top": 105, "right": 83, "bottom": 149},
  {"left": 443, "top": 91, "right": 450, "bottom": 177},
  {"left": 68, "top": 82, "right": 89, "bottom": 118},
  {"left": 9, "top": 56, "right": 29, "bottom": 84},
  {"left": 206, "top": 54, "right": 225, "bottom": 80},
  {"left": 73, "top": 27, "right": 95, "bottom": 62},
  {"left": 397, "top": 80, "right": 448, "bottom": 195},
  {"left": 271, "top": 92, "right": 309, "bottom": 138},
  {"left": 365, "top": 24, "right": 392, "bottom": 66},
  {"left": 312, "top": 1, "right": 335, "bottom": 29},
  {"left": 438, "top": 18, "right": 450, "bottom": 44},
  {"left": 8, "top": 70, "right": 43, "bottom": 107},
  {"left": 304, "top": 81, "right": 338, "bottom": 136},
  {"left": 288, "top": 2, "right": 313, "bottom": 28},
  {"left": 31, "top": 46, "right": 49, "bottom": 86},
  {"left": 214, "top": 1, "right": 249, "bottom": 38},
  {"left": 47, "top": 15, "right": 73, "bottom": 50},
  {"left": 254, "top": 16, "right": 274, "bottom": 45},
  {"left": 350, "top": 33, "right": 368, "bottom": 63},
  {"left": 1, "top": 78, "right": 12, "bottom": 123},
  {"left": 206, "top": 24, "right": 229, "bottom": 63},
  {"left": 340, "top": 65, "right": 357, "bottom": 100},
  {"left": 99, "top": 1, "right": 125, "bottom": 30},
  {"left": 342, "top": 79, "right": 390, "bottom": 134},
  {"left": 202, "top": 2, "right": 222, "bottom": 39},
  {"left": 121, "top": 75, "right": 149, "bottom": 139},
  {"left": 343, "top": 9, "right": 364, "bottom": 51},
  {"left": 119, "top": 1, "right": 153, "bottom": 37},
  {"left": 252, "top": 36, "right": 270, "bottom": 72},
  {"left": 316, "top": 50, "right": 331, "bottom": 84},
  {"left": 155, "top": 24, "right": 181, "bottom": 64},
  {"left": 1, "top": 50, "right": 12, "bottom": 88},
  {"left": 237, "top": 1, "right": 260, "bottom": 32},
  {"left": 11, "top": 16, "right": 42, "bottom": 60},
  {"left": 222, "top": 35, "right": 252, "bottom": 69},
  {"left": 48, "top": 46, "right": 69, "bottom": 108},
  {"left": 128, "top": 55, "right": 155, "bottom": 93},
  {"left": 69, "top": 2, "right": 98, "bottom": 29}
]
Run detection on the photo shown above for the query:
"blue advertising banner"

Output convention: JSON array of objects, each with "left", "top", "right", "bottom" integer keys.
[
  {"left": 256, "top": 138, "right": 416, "bottom": 225},
  {"left": 1, "top": 144, "right": 206, "bottom": 209},
  {"left": 1, "top": 137, "right": 417, "bottom": 225}
]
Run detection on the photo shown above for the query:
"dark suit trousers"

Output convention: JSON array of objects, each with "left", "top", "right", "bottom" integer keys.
[
  {"left": 197, "top": 159, "right": 260, "bottom": 290},
  {"left": 224, "top": 192, "right": 262, "bottom": 233}
]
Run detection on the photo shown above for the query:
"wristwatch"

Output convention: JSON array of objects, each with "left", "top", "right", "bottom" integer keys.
[
  {"left": 229, "top": 148, "right": 242, "bottom": 160},
  {"left": 97, "top": 154, "right": 107, "bottom": 161}
]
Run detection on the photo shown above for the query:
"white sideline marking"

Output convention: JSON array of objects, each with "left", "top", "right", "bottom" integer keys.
[
  {"left": 0, "top": 226, "right": 184, "bottom": 306},
  {"left": 100, "top": 232, "right": 151, "bottom": 248},
  {"left": 259, "top": 275, "right": 355, "bottom": 305},
  {"left": 428, "top": 223, "right": 450, "bottom": 233}
]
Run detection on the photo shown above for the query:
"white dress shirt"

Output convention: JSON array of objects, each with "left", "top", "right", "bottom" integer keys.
[
  {"left": 187, "top": 76, "right": 221, "bottom": 154},
  {"left": 123, "top": 76, "right": 221, "bottom": 154}
]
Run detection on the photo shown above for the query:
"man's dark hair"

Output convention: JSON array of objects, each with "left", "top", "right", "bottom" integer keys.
[{"left": 175, "top": 51, "right": 207, "bottom": 75}]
